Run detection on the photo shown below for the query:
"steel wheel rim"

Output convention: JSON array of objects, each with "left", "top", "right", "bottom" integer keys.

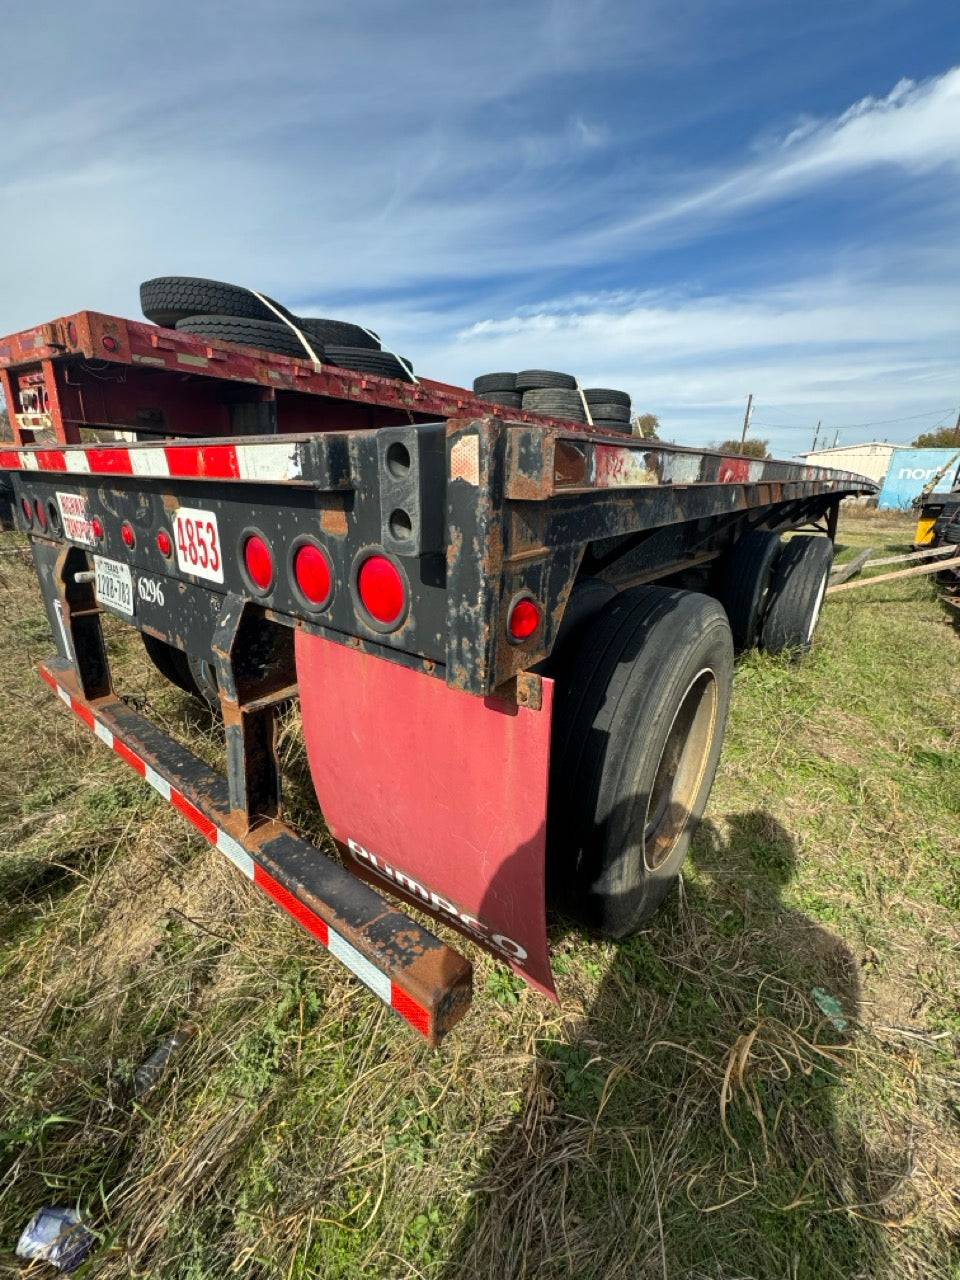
[{"left": 643, "top": 668, "right": 719, "bottom": 872}]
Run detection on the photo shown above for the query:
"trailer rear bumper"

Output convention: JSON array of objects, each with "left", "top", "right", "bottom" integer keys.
[{"left": 38, "top": 659, "right": 473, "bottom": 1045}]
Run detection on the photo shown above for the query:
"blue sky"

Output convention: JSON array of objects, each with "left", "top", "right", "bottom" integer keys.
[{"left": 2, "top": 0, "right": 959, "bottom": 454}]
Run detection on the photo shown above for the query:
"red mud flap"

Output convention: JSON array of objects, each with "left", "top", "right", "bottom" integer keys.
[
  {"left": 295, "top": 635, "right": 558, "bottom": 999},
  {"left": 38, "top": 661, "right": 473, "bottom": 1044}
]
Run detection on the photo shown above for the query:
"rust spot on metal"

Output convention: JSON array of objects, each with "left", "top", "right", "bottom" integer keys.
[{"left": 319, "top": 496, "right": 349, "bottom": 537}]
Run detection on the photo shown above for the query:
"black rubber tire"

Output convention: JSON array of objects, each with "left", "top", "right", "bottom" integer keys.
[
  {"left": 141, "top": 277, "right": 290, "bottom": 328},
  {"left": 142, "top": 633, "right": 202, "bottom": 698},
  {"left": 586, "top": 402, "right": 630, "bottom": 422},
  {"left": 515, "top": 370, "right": 577, "bottom": 392},
  {"left": 482, "top": 391, "right": 522, "bottom": 409},
  {"left": 583, "top": 388, "right": 631, "bottom": 408},
  {"left": 521, "top": 388, "right": 586, "bottom": 420},
  {"left": 760, "top": 535, "right": 834, "bottom": 657},
  {"left": 323, "top": 346, "right": 414, "bottom": 381},
  {"left": 591, "top": 418, "right": 633, "bottom": 434},
  {"left": 298, "top": 318, "right": 380, "bottom": 350},
  {"left": 713, "top": 530, "right": 783, "bottom": 652},
  {"left": 548, "top": 586, "right": 734, "bottom": 937},
  {"left": 534, "top": 577, "right": 616, "bottom": 677},
  {"left": 473, "top": 372, "right": 517, "bottom": 394},
  {"left": 187, "top": 653, "right": 221, "bottom": 711},
  {"left": 943, "top": 515, "right": 960, "bottom": 545},
  {"left": 175, "top": 315, "right": 311, "bottom": 359}
]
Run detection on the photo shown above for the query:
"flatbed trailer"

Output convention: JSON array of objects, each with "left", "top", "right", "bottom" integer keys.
[{"left": 1, "top": 308, "right": 876, "bottom": 1044}]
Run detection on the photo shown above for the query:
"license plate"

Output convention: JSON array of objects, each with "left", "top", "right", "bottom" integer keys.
[
  {"left": 94, "top": 555, "right": 134, "bottom": 617},
  {"left": 173, "top": 507, "right": 223, "bottom": 583}
]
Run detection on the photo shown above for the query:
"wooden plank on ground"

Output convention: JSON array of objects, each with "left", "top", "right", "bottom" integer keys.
[
  {"left": 827, "top": 554, "right": 960, "bottom": 594},
  {"left": 864, "top": 545, "right": 958, "bottom": 570},
  {"left": 829, "top": 548, "right": 873, "bottom": 586}
]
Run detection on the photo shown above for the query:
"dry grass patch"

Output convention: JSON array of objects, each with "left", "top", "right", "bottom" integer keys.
[{"left": 0, "top": 511, "right": 957, "bottom": 1278}]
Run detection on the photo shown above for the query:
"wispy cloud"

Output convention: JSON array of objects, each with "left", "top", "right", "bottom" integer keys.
[{"left": 0, "top": 3, "right": 957, "bottom": 452}]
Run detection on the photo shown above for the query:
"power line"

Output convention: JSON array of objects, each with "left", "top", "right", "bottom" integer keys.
[{"left": 752, "top": 407, "right": 955, "bottom": 431}]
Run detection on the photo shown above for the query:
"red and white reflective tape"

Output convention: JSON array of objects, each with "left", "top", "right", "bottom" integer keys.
[
  {"left": 0, "top": 439, "right": 304, "bottom": 484},
  {"left": 38, "top": 666, "right": 431, "bottom": 1038}
]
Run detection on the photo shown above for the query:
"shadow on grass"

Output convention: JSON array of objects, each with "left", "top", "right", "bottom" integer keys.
[{"left": 441, "top": 811, "right": 903, "bottom": 1280}]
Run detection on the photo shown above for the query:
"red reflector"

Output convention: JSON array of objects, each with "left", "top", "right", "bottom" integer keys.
[
  {"left": 21, "top": 497, "right": 32, "bottom": 524},
  {"left": 243, "top": 533, "right": 274, "bottom": 591},
  {"left": 508, "top": 598, "right": 541, "bottom": 641},
  {"left": 102, "top": 334, "right": 119, "bottom": 352},
  {"left": 294, "top": 543, "right": 332, "bottom": 608},
  {"left": 34, "top": 499, "right": 47, "bottom": 530},
  {"left": 156, "top": 529, "right": 172, "bottom": 558},
  {"left": 120, "top": 522, "right": 135, "bottom": 548},
  {"left": 357, "top": 555, "right": 405, "bottom": 626},
  {"left": 90, "top": 517, "right": 104, "bottom": 540}
]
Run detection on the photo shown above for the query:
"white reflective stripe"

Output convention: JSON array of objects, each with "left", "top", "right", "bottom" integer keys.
[
  {"left": 235, "top": 442, "right": 302, "bottom": 482},
  {"left": 327, "top": 926, "right": 392, "bottom": 1002},
  {"left": 216, "top": 828, "right": 255, "bottom": 880},
  {"left": 144, "top": 765, "right": 171, "bottom": 800},
  {"left": 57, "top": 686, "right": 72, "bottom": 707},
  {"left": 93, "top": 719, "right": 114, "bottom": 747},
  {"left": 21, "top": 452, "right": 39, "bottom": 470},
  {"left": 67, "top": 452, "right": 91, "bottom": 473},
  {"left": 129, "top": 447, "right": 171, "bottom": 478}
]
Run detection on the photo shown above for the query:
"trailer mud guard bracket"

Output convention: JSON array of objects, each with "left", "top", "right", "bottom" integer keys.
[{"left": 37, "top": 659, "right": 473, "bottom": 1044}]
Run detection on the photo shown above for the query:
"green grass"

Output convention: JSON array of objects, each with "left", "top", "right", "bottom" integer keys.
[{"left": 0, "top": 510, "right": 958, "bottom": 1278}]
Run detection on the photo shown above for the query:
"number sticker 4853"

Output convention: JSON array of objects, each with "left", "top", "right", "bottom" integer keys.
[{"left": 173, "top": 507, "right": 223, "bottom": 584}]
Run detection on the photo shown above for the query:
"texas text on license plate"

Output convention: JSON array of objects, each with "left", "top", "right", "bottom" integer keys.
[
  {"left": 172, "top": 507, "right": 224, "bottom": 584},
  {"left": 94, "top": 555, "right": 134, "bottom": 617}
]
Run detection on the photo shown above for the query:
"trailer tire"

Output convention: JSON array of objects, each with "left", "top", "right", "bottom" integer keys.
[
  {"left": 482, "top": 391, "right": 522, "bottom": 409},
  {"left": 473, "top": 372, "right": 518, "bottom": 394},
  {"left": 549, "top": 586, "right": 733, "bottom": 937},
  {"left": 140, "top": 277, "right": 291, "bottom": 328},
  {"left": 298, "top": 318, "right": 380, "bottom": 350},
  {"left": 713, "top": 530, "right": 783, "bottom": 651},
  {"left": 585, "top": 401, "right": 630, "bottom": 423},
  {"left": 175, "top": 315, "right": 312, "bottom": 359},
  {"left": 516, "top": 370, "right": 578, "bottom": 391},
  {"left": 760, "top": 534, "right": 833, "bottom": 656},
  {"left": 186, "top": 653, "right": 221, "bottom": 710},
  {"left": 534, "top": 576, "right": 616, "bottom": 677},
  {"left": 323, "top": 346, "right": 415, "bottom": 381},
  {"left": 141, "top": 633, "right": 202, "bottom": 698},
  {"left": 584, "top": 388, "right": 631, "bottom": 408}
]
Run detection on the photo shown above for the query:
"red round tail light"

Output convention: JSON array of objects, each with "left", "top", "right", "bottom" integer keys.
[
  {"left": 357, "top": 555, "right": 405, "bottom": 627},
  {"left": 293, "top": 543, "right": 333, "bottom": 608},
  {"left": 21, "top": 497, "right": 33, "bottom": 525},
  {"left": 90, "top": 516, "right": 104, "bottom": 541},
  {"left": 120, "top": 521, "right": 135, "bottom": 548},
  {"left": 34, "top": 499, "right": 48, "bottom": 530},
  {"left": 243, "top": 533, "right": 274, "bottom": 592},
  {"left": 508, "top": 597, "right": 542, "bottom": 642},
  {"left": 156, "top": 529, "right": 172, "bottom": 558}
]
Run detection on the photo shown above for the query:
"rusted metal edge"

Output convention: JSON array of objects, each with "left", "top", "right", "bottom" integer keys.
[{"left": 38, "top": 659, "right": 473, "bottom": 1044}]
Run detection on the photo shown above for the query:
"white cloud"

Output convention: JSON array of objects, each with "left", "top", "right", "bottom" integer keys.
[
  {"left": 374, "top": 268, "right": 958, "bottom": 452},
  {"left": 592, "top": 67, "right": 960, "bottom": 249}
]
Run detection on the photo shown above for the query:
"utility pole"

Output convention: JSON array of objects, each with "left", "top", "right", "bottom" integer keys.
[
  {"left": 954, "top": 406, "right": 960, "bottom": 444},
  {"left": 811, "top": 419, "right": 821, "bottom": 452},
  {"left": 832, "top": 429, "right": 840, "bottom": 448},
  {"left": 739, "top": 394, "right": 753, "bottom": 454}
]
